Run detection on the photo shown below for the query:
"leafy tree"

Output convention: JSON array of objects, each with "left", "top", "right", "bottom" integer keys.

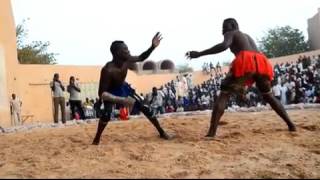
[
  {"left": 222, "top": 61, "right": 231, "bottom": 66},
  {"left": 177, "top": 63, "right": 193, "bottom": 73},
  {"left": 16, "top": 19, "right": 57, "bottom": 64},
  {"left": 259, "top": 26, "right": 309, "bottom": 58}
]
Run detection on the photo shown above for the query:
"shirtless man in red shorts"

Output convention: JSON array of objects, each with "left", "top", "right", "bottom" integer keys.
[{"left": 186, "top": 18, "right": 296, "bottom": 137}]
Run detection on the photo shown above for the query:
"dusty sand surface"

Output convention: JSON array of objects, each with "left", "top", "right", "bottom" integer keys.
[{"left": 0, "top": 109, "right": 319, "bottom": 179}]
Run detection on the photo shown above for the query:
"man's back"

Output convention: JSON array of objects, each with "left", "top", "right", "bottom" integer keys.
[{"left": 229, "top": 30, "right": 259, "bottom": 55}]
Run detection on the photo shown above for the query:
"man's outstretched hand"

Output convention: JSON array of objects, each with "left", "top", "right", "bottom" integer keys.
[
  {"left": 152, "top": 32, "right": 163, "bottom": 48},
  {"left": 186, "top": 51, "right": 201, "bottom": 60}
]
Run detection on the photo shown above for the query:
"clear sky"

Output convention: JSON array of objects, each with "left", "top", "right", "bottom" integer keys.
[{"left": 11, "top": 0, "right": 320, "bottom": 70}]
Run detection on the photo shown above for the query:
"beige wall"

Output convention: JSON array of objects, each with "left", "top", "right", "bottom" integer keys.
[
  {"left": 270, "top": 49, "right": 320, "bottom": 65},
  {"left": 0, "top": 0, "right": 19, "bottom": 127},
  {"left": 10, "top": 64, "right": 181, "bottom": 124},
  {"left": 308, "top": 8, "right": 320, "bottom": 50}
]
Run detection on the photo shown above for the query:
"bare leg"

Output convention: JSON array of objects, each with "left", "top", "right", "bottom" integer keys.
[
  {"left": 92, "top": 120, "right": 109, "bottom": 145},
  {"left": 255, "top": 75, "right": 296, "bottom": 131},
  {"left": 262, "top": 93, "right": 296, "bottom": 131},
  {"left": 206, "top": 92, "right": 230, "bottom": 137},
  {"left": 92, "top": 102, "right": 112, "bottom": 145},
  {"left": 137, "top": 101, "right": 171, "bottom": 139}
]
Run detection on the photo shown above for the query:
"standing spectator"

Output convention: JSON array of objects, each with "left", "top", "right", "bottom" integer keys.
[
  {"left": 280, "top": 82, "right": 288, "bottom": 105},
  {"left": 209, "top": 62, "right": 214, "bottom": 73},
  {"left": 10, "top": 93, "right": 22, "bottom": 126},
  {"left": 50, "top": 73, "right": 66, "bottom": 124},
  {"left": 186, "top": 74, "right": 193, "bottom": 90},
  {"left": 216, "top": 62, "right": 222, "bottom": 73},
  {"left": 272, "top": 82, "right": 281, "bottom": 101},
  {"left": 180, "top": 74, "right": 188, "bottom": 97},
  {"left": 67, "top": 76, "right": 86, "bottom": 120},
  {"left": 150, "top": 87, "right": 164, "bottom": 116},
  {"left": 176, "top": 96, "right": 184, "bottom": 112},
  {"left": 295, "top": 80, "right": 304, "bottom": 104}
]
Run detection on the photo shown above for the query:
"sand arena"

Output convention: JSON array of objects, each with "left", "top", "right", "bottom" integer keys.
[{"left": 0, "top": 108, "right": 319, "bottom": 178}]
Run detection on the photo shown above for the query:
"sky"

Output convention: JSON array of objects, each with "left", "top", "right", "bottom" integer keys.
[{"left": 11, "top": 0, "right": 320, "bottom": 70}]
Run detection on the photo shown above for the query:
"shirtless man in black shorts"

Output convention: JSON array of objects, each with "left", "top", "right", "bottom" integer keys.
[{"left": 92, "top": 32, "right": 171, "bottom": 145}]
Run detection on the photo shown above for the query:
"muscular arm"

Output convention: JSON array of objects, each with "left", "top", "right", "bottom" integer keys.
[
  {"left": 187, "top": 32, "right": 234, "bottom": 59},
  {"left": 198, "top": 32, "right": 234, "bottom": 56},
  {"left": 128, "top": 32, "right": 161, "bottom": 63},
  {"left": 129, "top": 45, "right": 156, "bottom": 63}
]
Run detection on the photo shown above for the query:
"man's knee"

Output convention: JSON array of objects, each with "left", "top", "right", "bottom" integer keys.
[
  {"left": 220, "top": 79, "right": 233, "bottom": 93},
  {"left": 100, "top": 102, "right": 112, "bottom": 123},
  {"left": 100, "top": 111, "right": 111, "bottom": 123}
]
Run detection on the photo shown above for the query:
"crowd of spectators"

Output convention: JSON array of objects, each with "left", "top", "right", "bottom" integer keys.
[
  {"left": 202, "top": 62, "right": 222, "bottom": 75},
  {"left": 49, "top": 54, "right": 320, "bottom": 122},
  {"left": 143, "top": 55, "right": 320, "bottom": 116}
]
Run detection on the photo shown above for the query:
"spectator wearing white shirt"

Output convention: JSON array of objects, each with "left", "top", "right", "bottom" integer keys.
[
  {"left": 10, "top": 93, "right": 22, "bottom": 126},
  {"left": 280, "top": 82, "right": 288, "bottom": 105},
  {"left": 272, "top": 82, "right": 281, "bottom": 101}
]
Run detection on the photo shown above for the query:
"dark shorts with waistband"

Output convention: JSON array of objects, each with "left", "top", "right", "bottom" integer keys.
[{"left": 100, "top": 82, "right": 136, "bottom": 122}]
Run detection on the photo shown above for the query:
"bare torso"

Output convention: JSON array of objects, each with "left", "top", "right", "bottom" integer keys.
[
  {"left": 229, "top": 30, "right": 259, "bottom": 55},
  {"left": 98, "top": 61, "right": 130, "bottom": 96}
]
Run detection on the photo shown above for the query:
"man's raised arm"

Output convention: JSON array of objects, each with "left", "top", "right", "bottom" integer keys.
[
  {"left": 130, "top": 32, "right": 162, "bottom": 63},
  {"left": 186, "top": 32, "right": 234, "bottom": 59}
]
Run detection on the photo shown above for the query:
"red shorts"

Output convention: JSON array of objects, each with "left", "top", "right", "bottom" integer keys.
[{"left": 230, "top": 51, "right": 274, "bottom": 86}]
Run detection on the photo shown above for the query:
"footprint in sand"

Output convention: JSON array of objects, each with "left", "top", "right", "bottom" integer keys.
[
  {"left": 218, "top": 121, "right": 228, "bottom": 126},
  {"left": 221, "top": 132, "right": 244, "bottom": 139},
  {"left": 300, "top": 125, "right": 317, "bottom": 132},
  {"left": 170, "top": 171, "right": 189, "bottom": 178},
  {"left": 309, "top": 150, "right": 320, "bottom": 155}
]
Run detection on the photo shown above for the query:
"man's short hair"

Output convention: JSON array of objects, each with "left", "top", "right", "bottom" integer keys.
[
  {"left": 110, "top": 41, "right": 124, "bottom": 56},
  {"left": 223, "top": 18, "right": 239, "bottom": 30}
]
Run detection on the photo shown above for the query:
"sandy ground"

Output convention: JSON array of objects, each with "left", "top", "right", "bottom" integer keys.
[{"left": 0, "top": 109, "right": 319, "bottom": 179}]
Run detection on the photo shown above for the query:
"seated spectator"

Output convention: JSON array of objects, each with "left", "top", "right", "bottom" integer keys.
[
  {"left": 165, "top": 100, "right": 175, "bottom": 113},
  {"left": 83, "top": 97, "right": 94, "bottom": 118}
]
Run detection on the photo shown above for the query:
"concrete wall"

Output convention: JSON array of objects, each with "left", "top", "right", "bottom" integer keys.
[{"left": 308, "top": 8, "right": 320, "bottom": 50}]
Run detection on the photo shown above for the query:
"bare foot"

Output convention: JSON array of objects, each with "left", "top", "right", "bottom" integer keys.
[
  {"left": 289, "top": 125, "right": 297, "bottom": 132},
  {"left": 92, "top": 138, "right": 100, "bottom": 145},
  {"left": 160, "top": 132, "right": 173, "bottom": 140},
  {"left": 204, "top": 134, "right": 216, "bottom": 140},
  {"left": 205, "top": 132, "right": 216, "bottom": 138}
]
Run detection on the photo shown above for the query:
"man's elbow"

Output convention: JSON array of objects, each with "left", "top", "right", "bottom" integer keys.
[
  {"left": 220, "top": 43, "right": 229, "bottom": 50},
  {"left": 137, "top": 56, "right": 146, "bottom": 62}
]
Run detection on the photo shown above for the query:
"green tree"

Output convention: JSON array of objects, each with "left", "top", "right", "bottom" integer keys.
[
  {"left": 177, "top": 63, "right": 193, "bottom": 73},
  {"left": 258, "top": 26, "right": 309, "bottom": 58},
  {"left": 16, "top": 20, "right": 57, "bottom": 64},
  {"left": 222, "top": 61, "right": 231, "bottom": 66}
]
